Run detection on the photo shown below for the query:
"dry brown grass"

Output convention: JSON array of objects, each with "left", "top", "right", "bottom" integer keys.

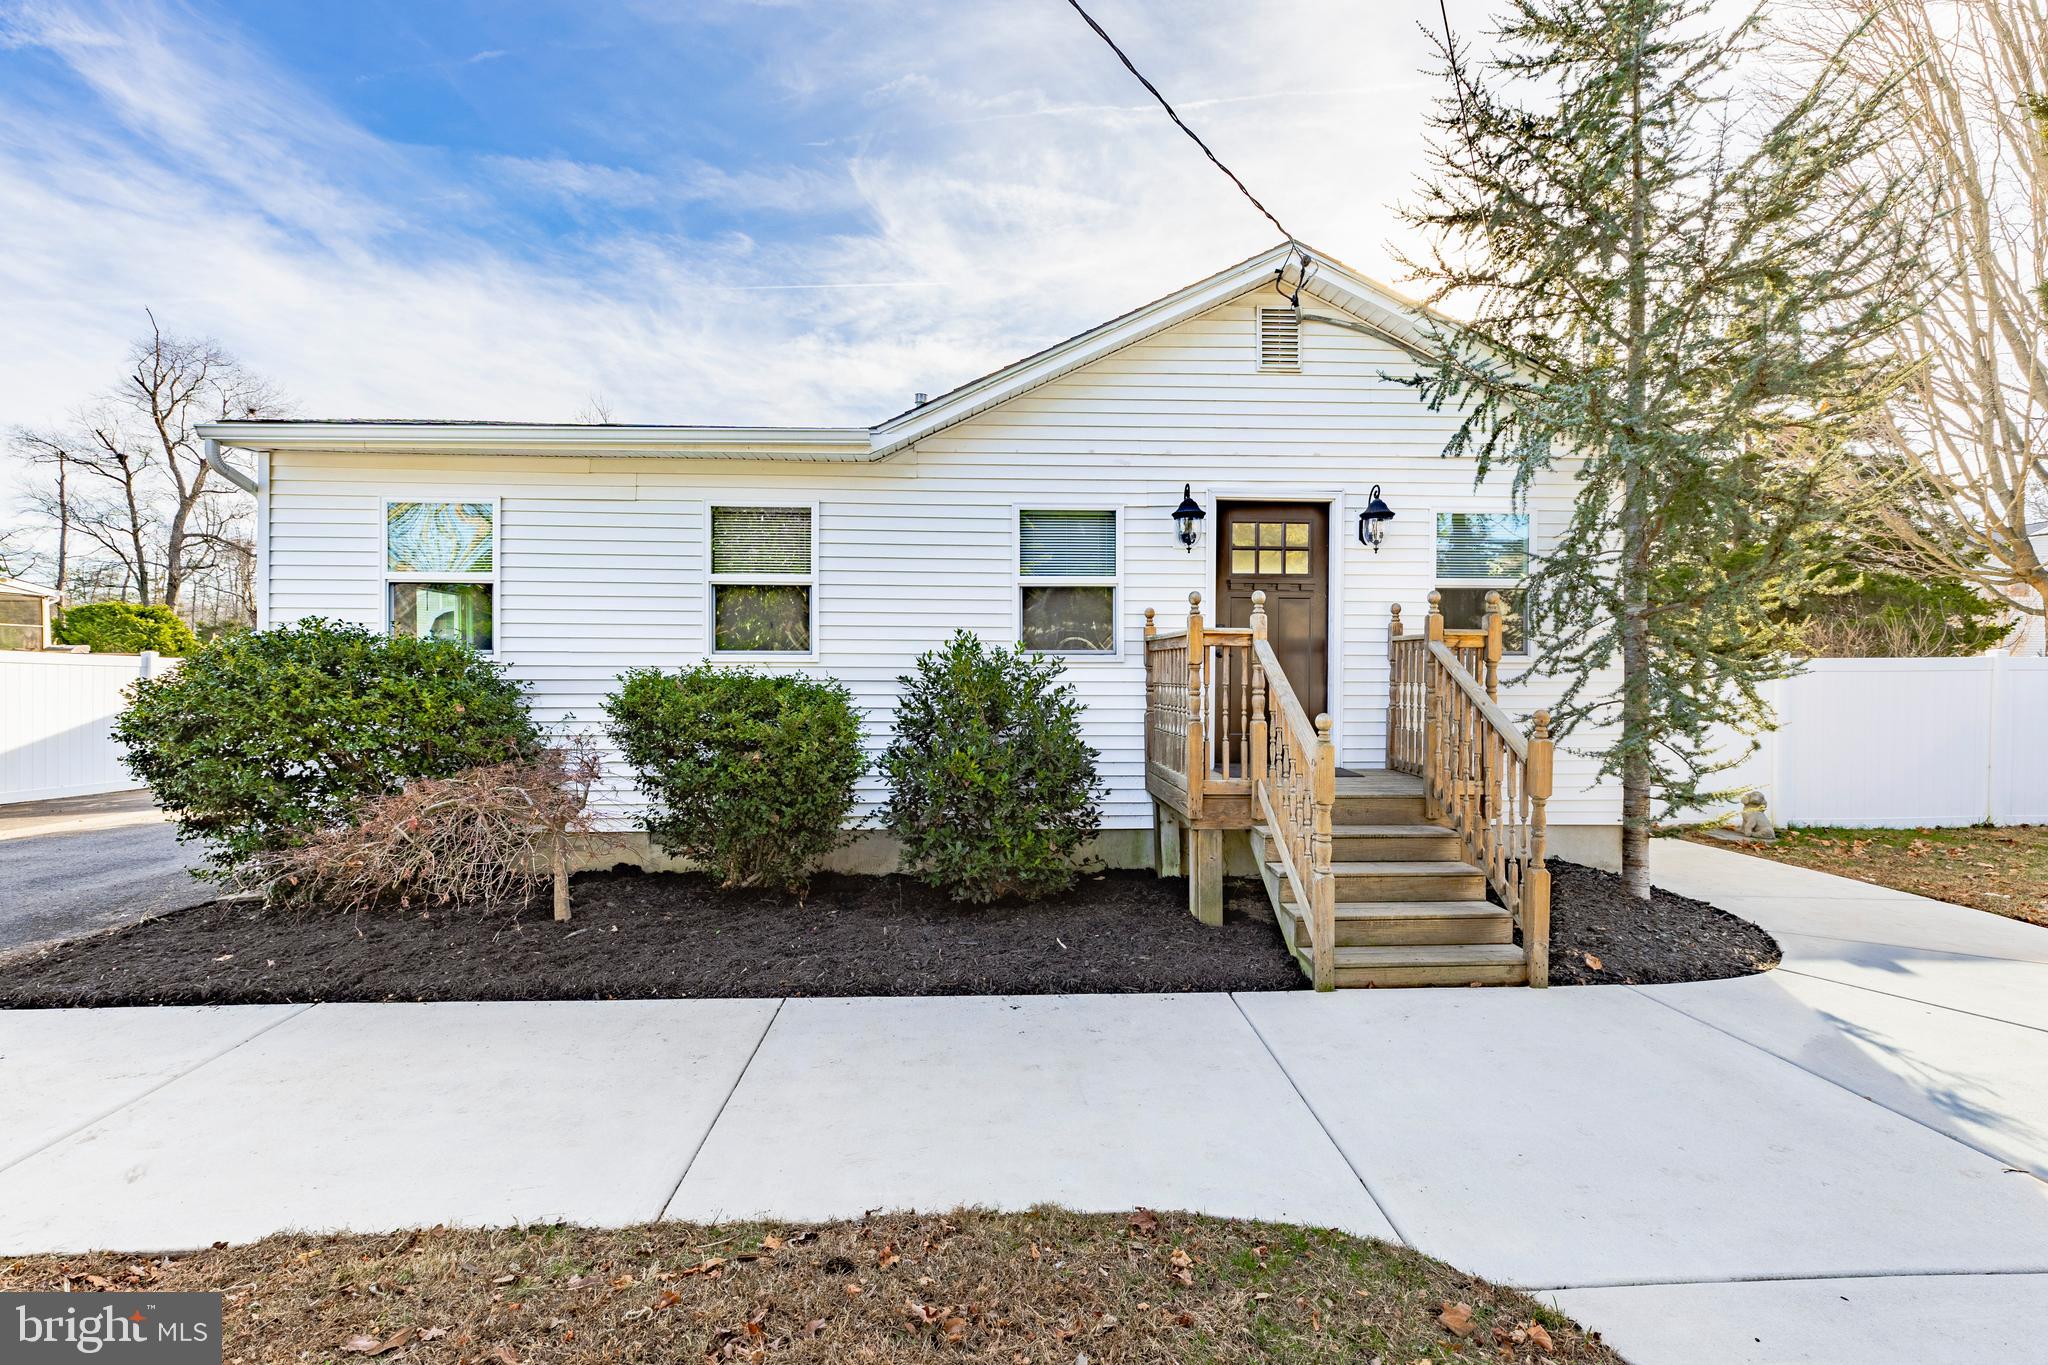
[
  {"left": 0, "top": 1209, "right": 1621, "bottom": 1364},
  {"left": 1695, "top": 825, "right": 2048, "bottom": 927}
]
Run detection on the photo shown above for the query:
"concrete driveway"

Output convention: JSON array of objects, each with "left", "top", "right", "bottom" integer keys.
[
  {"left": 2, "top": 841, "right": 2045, "bottom": 1365},
  {"left": 0, "top": 791, "right": 211, "bottom": 955}
]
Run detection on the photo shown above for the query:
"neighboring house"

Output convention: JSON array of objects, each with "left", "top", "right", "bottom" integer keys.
[
  {"left": 199, "top": 243, "right": 1621, "bottom": 986},
  {"left": 2000, "top": 520, "right": 2047, "bottom": 657},
  {"left": 0, "top": 578, "right": 60, "bottom": 650}
]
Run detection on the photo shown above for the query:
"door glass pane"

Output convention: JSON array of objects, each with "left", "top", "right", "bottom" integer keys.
[
  {"left": 1258, "top": 522, "right": 1283, "bottom": 547},
  {"left": 1231, "top": 522, "right": 1256, "bottom": 547},
  {"left": 1285, "top": 550, "right": 1310, "bottom": 574},
  {"left": 714, "top": 584, "right": 812, "bottom": 652},
  {"left": 1284, "top": 522, "right": 1309, "bottom": 547},
  {"left": 389, "top": 582, "right": 493, "bottom": 651},
  {"left": 1231, "top": 548, "right": 1257, "bottom": 573},
  {"left": 1258, "top": 549, "right": 1283, "bottom": 572},
  {"left": 1021, "top": 585, "right": 1114, "bottom": 652}
]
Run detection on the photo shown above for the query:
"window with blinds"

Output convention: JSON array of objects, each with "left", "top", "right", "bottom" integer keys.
[
  {"left": 1018, "top": 509, "right": 1116, "bottom": 654},
  {"left": 711, "top": 505, "right": 814, "bottom": 653},
  {"left": 1436, "top": 512, "right": 1531, "bottom": 654},
  {"left": 711, "top": 506, "right": 812, "bottom": 577}
]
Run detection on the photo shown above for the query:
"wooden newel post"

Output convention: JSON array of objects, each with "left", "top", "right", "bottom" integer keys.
[
  {"left": 1185, "top": 591, "right": 1205, "bottom": 820},
  {"left": 1248, "top": 590, "right": 1270, "bottom": 793},
  {"left": 1526, "top": 709, "right": 1554, "bottom": 988},
  {"left": 1143, "top": 606, "right": 1156, "bottom": 640},
  {"left": 1310, "top": 713, "right": 1337, "bottom": 992},
  {"left": 1482, "top": 590, "right": 1504, "bottom": 704},
  {"left": 1422, "top": 590, "right": 1444, "bottom": 821}
]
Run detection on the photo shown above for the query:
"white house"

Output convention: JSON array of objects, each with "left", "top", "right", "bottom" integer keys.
[{"left": 199, "top": 243, "right": 1619, "bottom": 988}]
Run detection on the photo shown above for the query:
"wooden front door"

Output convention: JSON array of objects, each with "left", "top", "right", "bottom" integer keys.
[{"left": 1217, "top": 502, "right": 1330, "bottom": 737}]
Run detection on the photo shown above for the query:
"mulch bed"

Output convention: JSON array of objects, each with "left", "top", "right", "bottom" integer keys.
[
  {"left": 0, "top": 870, "right": 1304, "bottom": 1008},
  {"left": 0, "top": 857, "right": 1777, "bottom": 1008},
  {"left": 1540, "top": 856, "right": 1781, "bottom": 986},
  {"left": 0, "top": 1208, "right": 1622, "bottom": 1363}
]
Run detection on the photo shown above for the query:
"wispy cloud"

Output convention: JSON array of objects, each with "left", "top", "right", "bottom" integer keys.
[{"left": 0, "top": 0, "right": 1488, "bottom": 432}]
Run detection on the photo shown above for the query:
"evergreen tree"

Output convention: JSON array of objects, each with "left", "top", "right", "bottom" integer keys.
[{"left": 1401, "top": 0, "right": 1932, "bottom": 896}]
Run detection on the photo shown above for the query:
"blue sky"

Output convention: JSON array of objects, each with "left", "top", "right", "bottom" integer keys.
[{"left": 0, "top": 0, "right": 1485, "bottom": 432}]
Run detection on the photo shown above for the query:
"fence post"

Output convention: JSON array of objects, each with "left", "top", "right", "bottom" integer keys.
[
  {"left": 1526, "top": 710, "right": 1553, "bottom": 988},
  {"left": 138, "top": 649, "right": 161, "bottom": 681}
]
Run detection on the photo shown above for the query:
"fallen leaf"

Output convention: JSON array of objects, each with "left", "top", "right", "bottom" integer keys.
[
  {"left": 492, "top": 1273, "right": 517, "bottom": 1286},
  {"left": 1438, "top": 1302, "right": 1475, "bottom": 1337},
  {"left": 877, "top": 1244, "right": 900, "bottom": 1268},
  {"left": 491, "top": 1347, "right": 519, "bottom": 1365},
  {"left": 340, "top": 1336, "right": 380, "bottom": 1354},
  {"left": 366, "top": 1327, "right": 413, "bottom": 1356},
  {"left": 1527, "top": 1321, "right": 1555, "bottom": 1351},
  {"left": 1583, "top": 953, "right": 1604, "bottom": 972},
  {"left": 1127, "top": 1209, "right": 1159, "bottom": 1237},
  {"left": 843, "top": 1282, "right": 863, "bottom": 1297},
  {"left": 759, "top": 1235, "right": 784, "bottom": 1252},
  {"left": 805, "top": 1318, "right": 827, "bottom": 1338}
]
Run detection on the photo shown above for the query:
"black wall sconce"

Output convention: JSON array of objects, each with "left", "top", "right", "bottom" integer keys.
[
  {"left": 1172, "top": 484, "right": 1206, "bottom": 552},
  {"left": 1358, "top": 485, "right": 1395, "bottom": 552}
]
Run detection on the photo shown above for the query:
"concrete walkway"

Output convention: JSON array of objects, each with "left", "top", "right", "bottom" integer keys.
[{"left": 2, "top": 842, "right": 2045, "bottom": 1364}]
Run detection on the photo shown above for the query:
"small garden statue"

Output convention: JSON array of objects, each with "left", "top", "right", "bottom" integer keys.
[{"left": 1737, "top": 791, "right": 1776, "bottom": 842}]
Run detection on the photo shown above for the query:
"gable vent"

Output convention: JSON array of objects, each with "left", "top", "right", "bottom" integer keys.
[{"left": 1257, "top": 307, "right": 1301, "bottom": 371}]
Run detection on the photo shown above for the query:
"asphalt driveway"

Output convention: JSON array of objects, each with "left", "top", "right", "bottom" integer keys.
[{"left": 0, "top": 791, "right": 211, "bottom": 955}]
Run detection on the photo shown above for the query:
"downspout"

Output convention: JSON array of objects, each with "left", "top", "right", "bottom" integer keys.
[{"left": 203, "top": 438, "right": 258, "bottom": 495}]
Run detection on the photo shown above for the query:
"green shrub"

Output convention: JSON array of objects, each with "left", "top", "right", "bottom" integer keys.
[
  {"left": 603, "top": 664, "right": 867, "bottom": 891},
  {"left": 54, "top": 602, "right": 198, "bottom": 655},
  {"left": 881, "top": 630, "right": 1103, "bottom": 903},
  {"left": 115, "top": 618, "right": 540, "bottom": 875}
]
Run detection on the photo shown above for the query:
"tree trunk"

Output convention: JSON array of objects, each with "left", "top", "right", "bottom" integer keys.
[
  {"left": 53, "top": 459, "right": 69, "bottom": 604},
  {"left": 1618, "top": 27, "right": 1654, "bottom": 902}
]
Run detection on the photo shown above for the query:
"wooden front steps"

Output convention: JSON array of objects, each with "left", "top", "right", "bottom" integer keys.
[{"left": 1253, "top": 770, "right": 1527, "bottom": 988}]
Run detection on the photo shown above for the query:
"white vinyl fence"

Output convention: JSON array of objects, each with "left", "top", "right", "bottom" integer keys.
[
  {"left": 1703, "top": 657, "right": 2048, "bottom": 828},
  {"left": 0, "top": 651, "right": 177, "bottom": 804}
]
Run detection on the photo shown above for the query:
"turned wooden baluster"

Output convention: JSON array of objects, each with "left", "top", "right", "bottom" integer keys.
[
  {"left": 1387, "top": 603, "right": 1404, "bottom": 769},
  {"left": 1482, "top": 589, "right": 1504, "bottom": 704}
]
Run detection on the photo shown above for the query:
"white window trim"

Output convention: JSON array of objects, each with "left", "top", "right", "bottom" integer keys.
[
  {"left": 380, "top": 493, "right": 502, "bottom": 657},
  {"left": 706, "top": 499, "right": 821, "bottom": 661},
  {"left": 1013, "top": 504, "right": 1123, "bottom": 660},
  {"left": 1434, "top": 508, "right": 1533, "bottom": 656}
]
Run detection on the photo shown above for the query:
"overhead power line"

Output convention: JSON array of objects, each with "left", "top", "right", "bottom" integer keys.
[{"left": 1060, "top": 0, "right": 1300, "bottom": 253}]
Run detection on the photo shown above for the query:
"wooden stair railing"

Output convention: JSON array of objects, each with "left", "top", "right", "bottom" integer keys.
[
  {"left": 1142, "top": 593, "right": 1258, "bottom": 819},
  {"left": 1388, "top": 591, "right": 1554, "bottom": 987},
  {"left": 1246, "top": 595, "right": 1338, "bottom": 990}
]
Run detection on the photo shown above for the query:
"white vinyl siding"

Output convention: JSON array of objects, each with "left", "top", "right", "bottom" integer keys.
[{"left": 263, "top": 284, "right": 1619, "bottom": 830}]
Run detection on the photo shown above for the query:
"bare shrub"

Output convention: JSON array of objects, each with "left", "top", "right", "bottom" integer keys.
[{"left": 267, "top": 741, "right": 601, "bottom": 914}]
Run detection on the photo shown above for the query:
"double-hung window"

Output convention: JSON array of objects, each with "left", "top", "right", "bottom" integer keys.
[
  {"left": 710, "top": 505, "right": 815, "bottom": 653},
  {"left": 1018, "top": 509, "right": 1118, "bottom": 654},
  {"left": 385, "top": 499, "right": 496, "bottom": 652},
  {"left": 1435, "top": 511, "right": 1530, "bottom": 653}
]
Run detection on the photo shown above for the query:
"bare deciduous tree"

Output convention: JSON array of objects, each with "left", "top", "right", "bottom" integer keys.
[
  {"left": 8, "top": 316, "right": 287, "bottom": 614},
  {"left": 1790, "top": 0, "right": 2048, "bottom": 650}
]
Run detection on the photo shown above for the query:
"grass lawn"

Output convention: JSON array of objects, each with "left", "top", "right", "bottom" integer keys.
[
  {"left": 1702, "top": 825, "right": 2048, "bottom": 927},
  {"left": 0, "top": 1209, "right": 1620, "bottom": 1363}
]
